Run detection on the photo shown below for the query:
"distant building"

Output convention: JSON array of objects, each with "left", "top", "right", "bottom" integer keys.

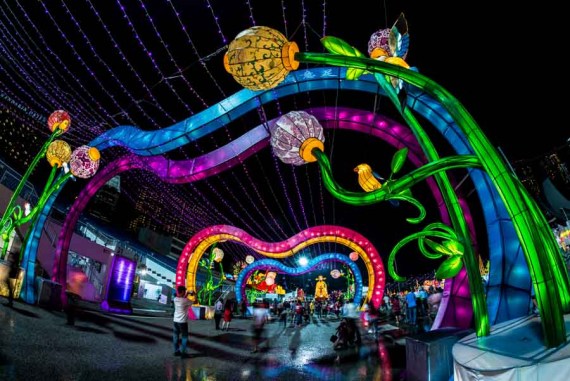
[
  {"left": 86, "top": 176, "right": 121, "bottom": 223},
  {"left": 512, "top": 143, "right": 570, "bottom": 224}
]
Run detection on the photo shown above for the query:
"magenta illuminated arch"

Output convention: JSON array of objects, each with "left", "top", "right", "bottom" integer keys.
[{"left": 176, "top": 224, "right": 386, "bottom": 308}]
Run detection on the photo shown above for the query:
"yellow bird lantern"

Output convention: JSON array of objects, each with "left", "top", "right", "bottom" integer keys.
[{"left": 354, "top": 163, "right": 382, "bottom": 192}]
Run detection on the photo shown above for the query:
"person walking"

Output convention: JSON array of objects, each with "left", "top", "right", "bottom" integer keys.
[
  {"left": 294, "top": 300, "right": 304, "bottom": 327},
  {"left": 172, "top": 286, "right": 194, "bottom": 358},
  {"left": 405, "top": 288, "right": 417, "bottom": 328},
  {"left": 251, "top": 302, "right": 268, "bottom": 353},
  {"left": 214, "top": 298, "right": 223, "bottom": 330},
  {"left": 4, "top": 251, "right": 20, "bottom": 308},
  {"left": 221, "top": 299, "right": 234, "bottom": 331},
  {"left": 391, "top": 294, "right": 402, "bottom": 326}
]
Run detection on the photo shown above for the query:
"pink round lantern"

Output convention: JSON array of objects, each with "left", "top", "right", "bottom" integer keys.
[
  {"left": 349, "top": 252, "right": 359, "bottom": 261},
  {"left": 47, "top": 110, "right": 71, "bottom": 133},
  {"left": 330, "top": 269, "right": 341, "bottom": 279},
  {"left": 70, "top": 146, "right": 100, "bottom": 179},
  {"left": 270, "top": 110, "right": 325, "bottom": 165}
]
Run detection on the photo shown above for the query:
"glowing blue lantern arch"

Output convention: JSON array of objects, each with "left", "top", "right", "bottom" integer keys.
[{"left": 235, "top": 253, "right": 364, "bottom": 306}]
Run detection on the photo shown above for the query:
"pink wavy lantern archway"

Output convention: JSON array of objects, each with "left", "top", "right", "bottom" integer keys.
[{"left": 176, "top": 224, "right": 386, "bottom": 308}]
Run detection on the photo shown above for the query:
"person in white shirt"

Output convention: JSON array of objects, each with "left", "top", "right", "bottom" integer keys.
[
  {"left": 172, "top": 286, "right": 194, "bottom": 358},
  {"left": 251, "top": 302, "right": 269, "bottom": 353},
  {"left": 214, "top": 298, "right": 223, "bottom": 330}
]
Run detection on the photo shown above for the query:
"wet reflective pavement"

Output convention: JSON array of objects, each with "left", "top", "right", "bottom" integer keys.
[{"left": 0, "top": 300, "right": 408, "bottom": 381}]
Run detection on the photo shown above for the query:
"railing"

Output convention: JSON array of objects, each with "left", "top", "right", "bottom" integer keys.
[{"left": 0, "top": 158, "right": 39, "bottom": 205}]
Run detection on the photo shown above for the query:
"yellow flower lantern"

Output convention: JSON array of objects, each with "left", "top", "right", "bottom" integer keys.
[
  {"left": 46, "top": 140, "right": 72, "bottom": 168},
  {"left": 224, "top": 26, "right": 299, "bottom": 91}
]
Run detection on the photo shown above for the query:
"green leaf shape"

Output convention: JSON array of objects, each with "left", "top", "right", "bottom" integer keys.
[
  {"left": 435, "top": 255, "right": 464, "bottom": 279},
  {"left": 425, "top": 238, "right": 454, "bottom": 256},
  {"left": 442, "top": 239, "right": 464, "bottom": 256},
  {"left": 321, "top": 36, "right": 365, "bottom": 58},
  {"left": 346, "top": 67, "right": 365, "bottom": 80},
  {"left": 391, "top": 147, "right": 409, "bottom": 174}
]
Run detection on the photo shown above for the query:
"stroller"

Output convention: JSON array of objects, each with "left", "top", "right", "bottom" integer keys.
[{"left": 332, "top": 318, "right": 361, "bottom": 349}]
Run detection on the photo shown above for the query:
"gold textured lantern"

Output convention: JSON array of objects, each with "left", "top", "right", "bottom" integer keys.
[
  {"left": 224, "top": 26, "right": 299, "bottom": 91},
  {"left": 46, "top": 140, "right": 72, "bottom": 168}
]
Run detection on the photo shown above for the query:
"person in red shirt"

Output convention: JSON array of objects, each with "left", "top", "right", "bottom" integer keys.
[{"left": 221, "top": 299, "right": 234, "bottom": 331}]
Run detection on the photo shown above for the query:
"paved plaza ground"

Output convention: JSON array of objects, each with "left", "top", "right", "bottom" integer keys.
[{"left": 0, "top": 298, "right": 408, "bottom": 381}]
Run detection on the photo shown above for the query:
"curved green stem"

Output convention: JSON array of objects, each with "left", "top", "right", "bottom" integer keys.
[
  {"left": 313, "top": 150, "right": 481, "bottom": 203},
  {"left": 0, "top": 128, "right": 62, "bottom": 258}
]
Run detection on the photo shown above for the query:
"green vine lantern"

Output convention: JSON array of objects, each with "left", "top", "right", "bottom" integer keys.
[
  {"left": 196, "top": 244, "right": 226, "bottom": 306},
  {"left": 226, "top": 23, "right": 570, "bottom": 347},
  {"left": 1, "top": 111, "right": 100, "bottom": 261}
]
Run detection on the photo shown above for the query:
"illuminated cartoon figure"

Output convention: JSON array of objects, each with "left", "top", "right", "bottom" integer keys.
[
  {"left": 297, "top": 287, "right": 305, "bottom": 302},
  {"left": 256, "top": 270, "right": 278, "bottom": 293},
  {"left": 314, "top": 275, "right": 329, "bottom": 301}
]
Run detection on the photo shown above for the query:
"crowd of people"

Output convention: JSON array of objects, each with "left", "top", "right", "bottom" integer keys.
[{"left": 170, "top": 275, "right": 446, "bottom": 358}]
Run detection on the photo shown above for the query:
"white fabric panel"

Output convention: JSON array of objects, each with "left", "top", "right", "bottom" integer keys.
[{"left": 452, "top": 314, "right": 570, "bottom": 380}]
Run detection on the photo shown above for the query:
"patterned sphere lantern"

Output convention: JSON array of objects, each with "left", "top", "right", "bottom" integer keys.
[
  {"left": 46, "top": 140, "right": 72, "bottom": 168},
  {"left": 70, "top": 145, "right": 100, "bottom": 179},
  {"left": 213, "top": 247, "right": 224, "bottom": 263},
  {"left": 270, "top": 110, "right": 325, "bottom": 165},
  {"left": 47, "top": 110, "right": 71, "bottom": 133},
  {"left": 330, "top": 269, "right": 341, "bottom": 279},
  {"left": 224, "top": 26, "right": 299, "bottom": 91},
  {"left": 245, "top": 255, "right": 255, "bottom": 264},
  {"left": 367, "top": 28, "right": 391, "bottom": 58},
  {"left": 349, "top": 252, "right": 359, "bottom": 261}
]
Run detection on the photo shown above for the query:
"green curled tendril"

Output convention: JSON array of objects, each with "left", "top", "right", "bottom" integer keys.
[{"left": 388, "top": 222, "right": 464, "bottom": 282}]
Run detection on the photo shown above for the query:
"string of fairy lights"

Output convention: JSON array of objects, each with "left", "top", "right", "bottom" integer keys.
[{"left": 0, "top": 0, "right": 389, "bottom": 274}]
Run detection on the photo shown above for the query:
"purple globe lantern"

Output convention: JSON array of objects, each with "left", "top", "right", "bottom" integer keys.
[
  {"left": 367, "top": 28, "right": 391, "bottom": 58},
  {"left": 70, "top": 145, "right": 100, "bottom": 179},
  {"left": 270, "top": 111, "right": 325, "bottom": 166}
]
